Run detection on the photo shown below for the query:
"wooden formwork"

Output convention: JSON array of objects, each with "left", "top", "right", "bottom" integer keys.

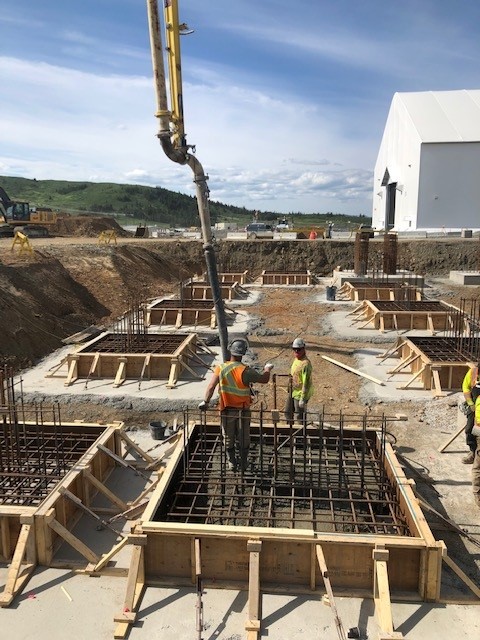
[
  {"left": 112, "top": 422, "right": 444, "bottom": 639},
  {"left": 338, "top": 281, "right": 422, "bottom": 302},
  {"left": 145, "top": 298, "right": 217, "bottom": 329},
  {"left": 349, "top": 300, "right": 459, "bottom": 333},
  {"left": 145, "top": 298, "right": 237, "bottom": 329},
  {"left": 0, "top": 421, "right": 123, "bottom": 606},
  {"left": 140, "top": 423, "right": 442, "bottom": 598},
  {"left": 380, "top": 337, "right": 473, "bottom": 396},
  {"left": 206, "top": 271, "right": 250, "bottom": 285},
  {"left": 59, "top": 332, "right": 209, "bottom": 388},
  {"left": 182, "top": 281, "right": 242, "bottom": 301},
  {"left": 260, "top": 270, "right": 313, "bottom": 285}
]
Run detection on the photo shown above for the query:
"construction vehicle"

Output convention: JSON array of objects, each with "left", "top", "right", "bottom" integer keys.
[
  {"left": 0, "top": 186, "right": 59, "bottom": 237},
  {"left": 146, "top": 0, "right": 229, "bottom": 360}
]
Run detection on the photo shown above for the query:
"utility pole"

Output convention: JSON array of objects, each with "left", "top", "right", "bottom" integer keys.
[{"left": 146, "top": 0, "right": 229, "bottom": 361}]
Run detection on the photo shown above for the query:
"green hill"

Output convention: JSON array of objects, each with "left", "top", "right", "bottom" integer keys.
[{"left": 0, "top": 175, "right": 371, "bottom": 229}]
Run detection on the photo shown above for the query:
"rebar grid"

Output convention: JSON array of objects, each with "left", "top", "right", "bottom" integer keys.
[
  {"left": 372, "top": 301, "right": 447, "bottom": 312},
  {"left": 78, "top": 333, "right": 188, "bottom": 355},
  {"left": 151, "top": 299, "right": 214, "bottom": 310},
  {"left": 0, "top": 366, "right": 104, "bottom": 506},
  {"left": 444, "top": 298, "right": 480, "bottom": 358},
  {"left": 157, "top": 412, "right": 409, "bottom": 536},
  {"left": 408, "top": 336, "right": 480, "bottom": 362}
]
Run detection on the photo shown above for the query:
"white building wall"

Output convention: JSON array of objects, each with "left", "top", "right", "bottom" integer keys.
[
  {"left": 372, "top": 95, "right": 421, "bottom": 231},
  {"left": 373, "top": 90, "right": 480, "bottom": 231},
  {"left": 417, "top": 143, "right": 480, "bottom": 228}
]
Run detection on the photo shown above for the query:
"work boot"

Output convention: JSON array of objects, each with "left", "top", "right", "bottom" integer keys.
[
  {"left": 226, "top": 448, "right": 237, "bottom": 471},
  {"left": 240, "top": 447, "right": 250, "bottom": 472},
  {"left": 462, "top": 452, "right": 475, "bottom": 464}
]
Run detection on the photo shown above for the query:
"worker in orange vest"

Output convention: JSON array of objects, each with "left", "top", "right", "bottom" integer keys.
[
  {"left": 309, "top": 229, "right": 317, "bottom": 240},
  {"left": 199, "top": 339, "right": 273, "bottom": 472}
]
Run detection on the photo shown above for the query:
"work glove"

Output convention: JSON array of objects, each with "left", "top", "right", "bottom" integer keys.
[
  {"left": 469, "top": 404, "right": 475, "bottom": 414},
  {"left": 298, "top": 399, "right": 305, "bottom": 410},
  {"left": 198, "top": 401, "right": 208, "bottom": 411},
  {"left": 264, "top": 363, "right": 274, "bottom": 371}
]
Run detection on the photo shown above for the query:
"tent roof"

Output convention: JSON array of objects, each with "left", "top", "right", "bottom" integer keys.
[{"left": 395, "top": 90, "right": 480, "bottom": 142}]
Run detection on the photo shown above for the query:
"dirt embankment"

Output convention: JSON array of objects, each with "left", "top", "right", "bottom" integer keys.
[
  {"left": 49, "top": 215, "right": 132, "bottom": 237},
  {"left": 0, "top": 237, "right": 478, "bottom": 368}
]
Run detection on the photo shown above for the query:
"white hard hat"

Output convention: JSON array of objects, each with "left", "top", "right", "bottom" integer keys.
[
  {"left": 292, "top": 338, "right": 305, "bottom": 349},
  {"left": 229, "top": 339, "right": 248, "bottom": 356}
]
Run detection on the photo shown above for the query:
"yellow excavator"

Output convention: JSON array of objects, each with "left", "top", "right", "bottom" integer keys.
[
  {"left": 146, "top": 0, "right": 229, "bottom": 359},
  {"left": 0, "top": 186, "right": 58, "bottom": 237}
]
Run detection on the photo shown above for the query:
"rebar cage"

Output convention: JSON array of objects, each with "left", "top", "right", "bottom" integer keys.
[
  {"left": 153, "top": 411, "right": 409, "bottom": 536},
  {"left": 0, "top": 367, "right": 107, "bottom": 507}
]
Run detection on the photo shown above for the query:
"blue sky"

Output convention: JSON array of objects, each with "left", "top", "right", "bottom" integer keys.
[{"left": 2, "top": 1, "right": 480, "bottom": 215}]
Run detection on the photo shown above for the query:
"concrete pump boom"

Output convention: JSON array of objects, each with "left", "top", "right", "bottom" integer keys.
[{"left": 146, "top": 0, "right": 229, "bottom": 361}]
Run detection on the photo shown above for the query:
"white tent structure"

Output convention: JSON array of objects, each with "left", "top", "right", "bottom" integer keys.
[{"left": 372, "top": 90, "right": 480, "bottom": 232}]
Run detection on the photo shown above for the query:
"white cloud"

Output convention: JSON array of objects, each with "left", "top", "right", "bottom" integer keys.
[{"left": 0, "top": 54, "right": 373, "bottom": 214}]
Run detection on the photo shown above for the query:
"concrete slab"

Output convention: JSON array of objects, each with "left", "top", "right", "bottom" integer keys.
[
  {"left": 1, "top": 567, "right": 478, "bottom": 640},
  {"left": 449, "top": 270, "right": 480, "bottom": 285}
]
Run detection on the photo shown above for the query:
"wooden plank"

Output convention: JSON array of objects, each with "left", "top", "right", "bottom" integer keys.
[
  {"left": 398, "top": 365, "right": 425, "bottom": 390},
  {"left": 246, "top": 539, "right": 262, "bottom": 640},
  {"left": 443, "top": 553, "right": 480, "bottom": 599},
  {"left": 113, "top": 358, "right": 127, "bottom": 387},
  {"left": 316, "top": 544, "right": 347, "bottom": 640},
  {"left": 119, "top": 431, "right": 155, "bottom": 464},
  {"left": 88, "top": 352, "right": 100, "bottom": 377},
  {"left": 194, "top": 538, "right": 203, "bottom": 640},
  {"left": 139, "top": 354, "right": 151, "bottom": 386},
  {"left": 1, "top": 517, "right": 11, "bottom": 560},
  {"left": 114, "top": 543, "right": 146, "bottom": 639},
  {"left": 48, "top": 517, "right": 99, "bottom": 564},
  {"left": 372, "top": 546, "right": 398, "bottom": 637},
  {"left": 167, "top": 358, "right": 180, "bottom": 388},
  {"left": 92, "top": 535, "right": 130, "bottom": 572},
  {"left": 65, "top": 356, "right": 78, "bottom": 386},
  {"left": 97, "top": 443, "right": 149, "bottom": 476},
  {"left": 83, "top": 469, "right": 128, "bottom": 511},
  {"left": 387, "top": 353, "right": 421, "bottom": 376},
  {"left": 322, "top": 355, "right": 385, "bottom": 386},
  {"left": 0, "top": 524, "right": 36, "bottom": 606},
  {"left": 310, "top": 543, "right": 316, "bottom": 590}
]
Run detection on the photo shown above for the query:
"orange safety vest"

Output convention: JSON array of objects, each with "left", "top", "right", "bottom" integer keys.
[{"left": 217, "top": 361, "right": 251, "bottom": 410}]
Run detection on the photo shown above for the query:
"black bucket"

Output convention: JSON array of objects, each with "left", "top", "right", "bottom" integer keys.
[
  {"left": 326, "top": 285, "right": 337, "bottom": 301},
  {"left": 149, "top": 420, "right": 168, "bottom": 440}
]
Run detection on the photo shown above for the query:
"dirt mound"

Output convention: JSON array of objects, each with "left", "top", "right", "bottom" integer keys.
[
  {"left": 0, "top": 259, "right": 110, "bottom": 368},
  {"left": 51, "top": 215, "right": 132, "bottom": 237}
]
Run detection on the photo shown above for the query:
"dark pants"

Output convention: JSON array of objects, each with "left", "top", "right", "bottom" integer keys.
[
  {"left": 284, "top": 396, "right": 307, "bottom": 422},
  {"left": 466, "top": 410, "right": 476, "bottom": 452},
  {"left": 220, "top": 407, "right": 251, "bottom": 449}
]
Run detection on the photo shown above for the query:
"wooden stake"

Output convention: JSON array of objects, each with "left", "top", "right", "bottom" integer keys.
[
  {"left": 443, "top": 554, "right": 480, "bottom": 599},
  {"left": 0, "top": 524, "right": 36, "bottom": 607},
  {"left": 246, "top": 539, "right": 262, "bottom": 640},
  {"left": 316, "top": 544, "right": 347, "bottom": 640}
]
